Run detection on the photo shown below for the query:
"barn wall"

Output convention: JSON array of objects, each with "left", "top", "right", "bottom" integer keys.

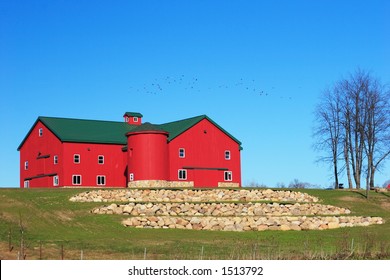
[
  {"left": 62, "top": 142, "right": 127, "bottom": 187},
  {"left": 168, "top": 119, "right": 241, "bottom": 187},
  {"left": 19, "top": 121, "right": 63, "bottom": 188}
]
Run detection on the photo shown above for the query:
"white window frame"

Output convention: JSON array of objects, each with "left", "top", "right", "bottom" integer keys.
[
  {"left": 98, "top": 155, "right": 104, "bottom": 164},
  {"left": 24, "top": 161, "right": 28, "bottom": 170},
  {"left": 97, "top": 175, "right": 106, "bottom": 186},
  {"left": 133, "top": 117, "right": 138, "bottom": 123},
  {"left": 72, "top": 175, "right": 82, "bottom": 185},
  {"left": 224, "top": 171, "right": 233, "bottom": 181},
  {"left": 24, "top": 180, "right": 30, "bottom": 188},
  {"left": 73, "top": 154, "right": 80, "bottom": 164},
  {"left": 179, "top": 148, "right": 185, "bottom": 158},
  {"left": 178, "top": 169, "right": 187, "bottom": 180},
  {"left": 54, "top": 155, "right": 58, "bottom": 165},
  {"left": 129, "top": 173, "right": 134, "bottom": 181},
  {"left": 53, "top": 175, "right": 59, "bottom": 186},
  {"left": 38, "top": 128, "right": 43, "bottom": 137},
  {"left": 225, "top": 150, "right": 231, "bottom": 160}
]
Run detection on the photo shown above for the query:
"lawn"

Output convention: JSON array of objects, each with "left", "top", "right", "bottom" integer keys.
[{"left": 0, "top": 187, "right": 389, "bottom": 260}]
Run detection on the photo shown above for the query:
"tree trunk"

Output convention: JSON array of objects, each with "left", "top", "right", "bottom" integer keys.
[
  {"left": 333, "top": 159, "right": 339, "bottom": 189},
  {"left": 344, "top": 138, "right": 353, "bottom": 189}
]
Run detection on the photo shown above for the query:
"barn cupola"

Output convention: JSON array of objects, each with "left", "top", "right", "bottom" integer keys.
[{"left": 123, "top": 112, "right": 143, "bottom": 125}]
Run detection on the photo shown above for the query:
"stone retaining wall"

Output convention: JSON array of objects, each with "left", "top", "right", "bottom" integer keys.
[
  {"left": 70, "top": 188, "right": 319, "bottom": 203},
  {"left": 127, "top": 180, "right": 195, "bottom": 188},
  {"left": 121, "top": 215, "right": 383, "bottom": 231},
  {"left": 92, "top": 202, "right": 351, "bottom": 216},
  {"left": 69, "top": 188, "right": 385, "bottom": 232}
]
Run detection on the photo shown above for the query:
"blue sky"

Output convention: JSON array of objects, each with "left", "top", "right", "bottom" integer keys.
[{"left": 1, "top": 0, "right": 389, "bottom": 188}]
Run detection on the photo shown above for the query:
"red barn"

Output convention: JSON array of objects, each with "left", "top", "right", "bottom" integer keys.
[{"left": 18, "top": 112, "right": 242, "bottom": 188}]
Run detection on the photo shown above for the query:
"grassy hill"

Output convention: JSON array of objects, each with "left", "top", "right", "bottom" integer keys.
[{"left": 0, "top": 187, "right": 389, "bottom": 260}]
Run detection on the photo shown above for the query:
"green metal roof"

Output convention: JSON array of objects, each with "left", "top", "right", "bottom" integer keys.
[
  {"left": 124, "top": 112, "right": 143, "bottom": 117},
  {"left": 128, "top": 122, "right": 168, "bottom": 134},
  {"left": 17, "top": 117, "right": 136, "bottom": 150},
  {"left": 159, "top": 115, "right": 206, "bottom": 141},
  {"left": 159, "top": 115, "right": 242, "bottom": 147},
  {"left": 18, "top": 115, "right": 242, "bottom": 150}
]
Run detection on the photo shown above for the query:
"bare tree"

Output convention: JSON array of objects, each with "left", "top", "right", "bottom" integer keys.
[
  {"left": 313, "top": 86, "right": 343, "bottom": 189},
  {"left": 363, "top": 79, "right": 390, "bottom": 193},
  {"left": 314, "top": 69, "right": 390, "bottom": 196},
  {"left": 340, "top": 70, "right": 368, "bottom": 190}
]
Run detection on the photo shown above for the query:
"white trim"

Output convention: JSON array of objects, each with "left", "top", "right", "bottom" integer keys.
[
  {"left": 129, "top": 173, "right": 134, "bottom": 181},
  {"left": 133, "top": 117, "right": 138, "bottom": 122},
  {"left": 73, "top": 154, "right": 80, "bottom": 164},
  {"left": 24, "top": 180, "right": 30, "bottom": 188},
  {"left": 24, "top": 160, "right": 28, "bottom": 170},
  {"left": 54, "top": 155, "right": 58, "bottom": 165},
  {"left": 225, "top": 150, "right": 231, "bottom": 160},
  {"left": 97, "top": 175, "right": 106, "bottom": 186},
  {"left": 53, "top": 175, "right": 59, "bottom": 186},
  {"left": 179, "top": 148, "right": 185, "bottom": 158},
  {"left": 98, "top": 155, "right": 104, "bottom": 164},
  {"left": 72, "top": 175, "right": 82, "bottom": 185},
  {"left": 224, "top": 171, "right": 232, "bottom": 181},
  {"left": 178, "top": 169, "right": 187, "bottom": 180},
  {"left": 38, "top": 128, "right": 43, "bottom": 137}
]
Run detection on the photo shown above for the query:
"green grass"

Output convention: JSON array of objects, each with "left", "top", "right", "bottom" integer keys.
[{"left": 0, "top": 188, "right": 389, "bottom": 260}]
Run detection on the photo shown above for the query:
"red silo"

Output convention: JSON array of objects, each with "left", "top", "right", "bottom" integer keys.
[{"left": 126, "top": 123, "right": 169, "bottom": 182}]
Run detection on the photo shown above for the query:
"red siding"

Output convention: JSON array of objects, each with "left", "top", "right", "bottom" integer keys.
[
  {"left": 20, "top": 116, "right": 242, "bottom": 188},
  {"left": 127, "top": 131, "right": 169, "bottom": 181},
  {"left": 19, "top": 121, "right": 127, "bottom": 188},
  {"left": 168, "top": 119, "right": 241, "bottom": 187},
  {"left": 62, "top": 142, "right": 127, "bottom": 187},
  {"left": 19, "top": 121, "right": 63, "bottom": 188}
]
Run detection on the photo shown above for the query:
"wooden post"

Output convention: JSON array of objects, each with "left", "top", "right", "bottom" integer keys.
[
  {"left": 8, "top": 229, "right": 13, "bottom": 252},
  {"left": 39, "top": 241, "right": 42, "bottom": 260}
]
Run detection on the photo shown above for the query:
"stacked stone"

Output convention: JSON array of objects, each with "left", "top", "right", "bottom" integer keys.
[
  {"left": 69, "top": 188, "right": 385, "bottom": 231},
  {"left": 121, "top": 216, "right": 384, "bottom": 231},
  {"left": 70, "top": 188, "right": 319, "bottom": 203},
  {"left": 91, "top": 202, "right": 351, "bottom": 216}
]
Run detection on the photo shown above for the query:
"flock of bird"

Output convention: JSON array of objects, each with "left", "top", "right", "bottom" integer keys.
[{"left": 129, "top": 75, "right": 293, "bottom": 100}]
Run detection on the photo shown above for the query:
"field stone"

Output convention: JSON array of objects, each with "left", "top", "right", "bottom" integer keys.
[
  {"left": 73, "top": 189, "right": 383, "bottom": 231},
  {"left": 327, "top": 222, "right": 340, "bottom": 229}
]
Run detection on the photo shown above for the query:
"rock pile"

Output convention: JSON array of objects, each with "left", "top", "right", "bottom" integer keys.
[
  {"left": 92, "top": 202, "right": 351, "bottom": 216},
  {"left": 70, "top": 188, "right": 319, "bottom": 203},
  {"left": 69, "top": 188, "right": 385, "bottom": 231},
  {"left": 121, "top": 215, "right": 383, "bottom": 231}
]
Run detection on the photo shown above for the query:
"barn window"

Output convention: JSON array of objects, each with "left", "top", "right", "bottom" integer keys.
[
  {"left": 74, "top": 154, "right": 80, "bottom": 164},
  {"left": 24, "top": 180, "right": 30, "bottom": 188},
  {"left": 98, "top": 155, "right": 104, "bottom": 164},
  {"left": 133, "top": 117, "right": 138, "bottom": 122},
  {"left": 54, "top": 155, "right": 58, "bottom": 164},
  {"left": 224, "top": 171, "right": 232, "bottom": 181},
  {"left": 24, "top": 161, "right": 28, "bottom": 170},
  {"left": 97, "top": 175, "right": 106, "bottom": 185},
  {"left": 178, "top": 169, "right": 187, "bottom": 180},
  {"left": 72, "top": 175, "right": 82, "bottom": 185},
  {"left": 225, "top": 150, "right": 231, "bottom": 160},
  {"left": 53, "top": 175, "right": 59, "bottom": 186},
  {"left": 38, "top": 128, "right": 43, "bottom": 137},
  {"left": 129, "top": 173, "right": 134, "bottom": 181},
  {"left": 179, "top": 148, "right": 185, "bottom": 158}
]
